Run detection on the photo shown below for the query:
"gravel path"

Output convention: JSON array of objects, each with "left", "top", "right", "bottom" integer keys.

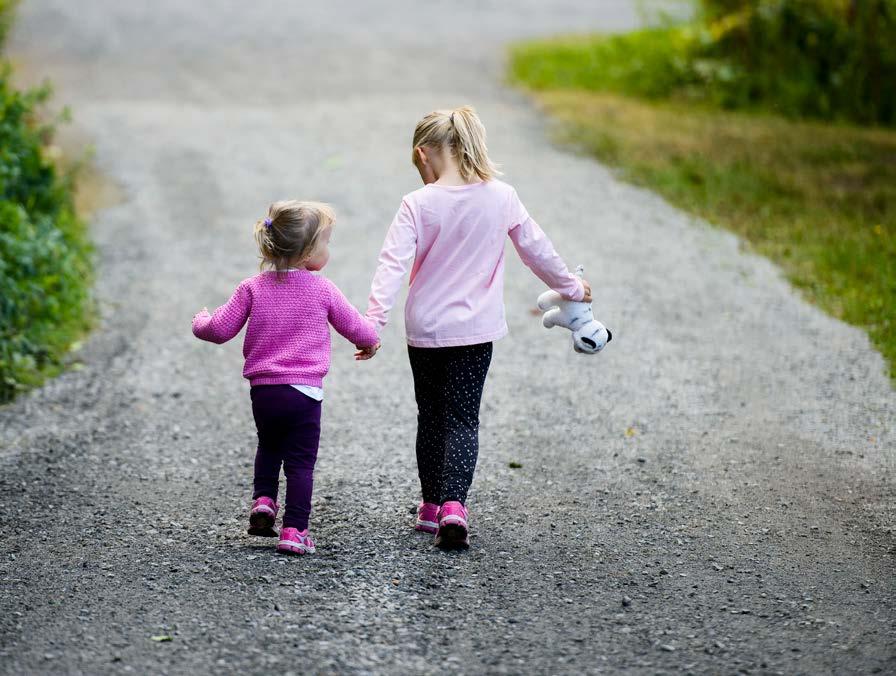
[{"left": 2, "top": 2, "right": 893, "bottom": 674}]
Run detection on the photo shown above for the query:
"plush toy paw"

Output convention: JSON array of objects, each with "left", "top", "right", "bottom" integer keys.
[{"left": 537, "top": 265, "right": 612, "bottom": 355}]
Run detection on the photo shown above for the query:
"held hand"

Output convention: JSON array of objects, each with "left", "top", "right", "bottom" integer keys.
[
  {"left": 354, "top": 343, "right": 380, "bottom": 361},
  {"left": 580, "top": 279, "right": 593, "bottom": 304}
]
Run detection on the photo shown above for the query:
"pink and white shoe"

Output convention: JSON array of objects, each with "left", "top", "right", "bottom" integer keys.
[
  {"left": 415, "top": 502, "right": 439, "bottom": 534},
  {"left": 435, "top": 501, "right": 469, "bottom": 550},
  {"left": 277, "top": 527, "right": 316, "bottom": 555},
  {"left": 247, "top": 496, "right": 279, "bottom": 537}
]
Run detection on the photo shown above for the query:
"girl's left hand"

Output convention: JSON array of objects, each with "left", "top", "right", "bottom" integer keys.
[{"left": 354, "top": 343, "right": 380, "bottom": 361}]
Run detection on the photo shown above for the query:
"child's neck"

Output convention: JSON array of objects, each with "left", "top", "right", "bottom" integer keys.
[{"left": 435, "top": 162, "right": 477, "bottom": 186}]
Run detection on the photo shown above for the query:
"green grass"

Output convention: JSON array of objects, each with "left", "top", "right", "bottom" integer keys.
[
  {"left": 509, "top": 28, "right": 702, "bottom": 101},
  {"left": 510, "top": 10, "right": 896, "bottom": 126},
  {"left": 510, "top": 36, "right": 896, "bottom": 380},
  {"left": 0, "top": 0, "right": 17, "bottom": 48}
]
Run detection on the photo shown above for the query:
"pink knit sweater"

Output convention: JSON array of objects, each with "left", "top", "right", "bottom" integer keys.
[{"left": 192, "top": 269, "right": 378, "bottom": 387}]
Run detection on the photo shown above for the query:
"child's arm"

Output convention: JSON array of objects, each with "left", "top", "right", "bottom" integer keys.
[
  {"left": 507, "top": 191, "right": 585, "bottom": 301},
  {"left": 327, "top": 281, "right": 379, "bottom": 348},
  {"left": 366, "top": 200, "right": 417, "bottom": 332},
  {"left": 192, "top": 281, "right": 251, "bottom": 344}
]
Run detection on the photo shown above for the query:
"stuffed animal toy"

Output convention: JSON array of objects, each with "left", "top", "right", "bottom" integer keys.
[{"left": 537, "top": 266, "right": 612, "bottom": 354}]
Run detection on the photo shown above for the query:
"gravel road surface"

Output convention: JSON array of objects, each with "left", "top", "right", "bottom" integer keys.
[{"left": 2, "top": 2, "right": 893, "bottom": 674}]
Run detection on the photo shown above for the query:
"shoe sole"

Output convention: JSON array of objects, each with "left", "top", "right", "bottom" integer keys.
[
  {"left": 435, "top": 523, "right": 469, "bottom": 550},
  {"left": 415, "top": 519, "right": 438, "bottom": 534},
  {"left": 277, "top": 541, "right": 315, "bottom": 555},
  {"left": 248, "top": 510, "right": 278, "bottom": 537}
]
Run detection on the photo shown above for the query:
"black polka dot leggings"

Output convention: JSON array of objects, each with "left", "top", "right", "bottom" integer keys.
[{"left": 407, "top": 342, "right": 493, "bottom": 506}]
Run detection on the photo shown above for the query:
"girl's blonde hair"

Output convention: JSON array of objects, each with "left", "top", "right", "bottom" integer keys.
[
  {"left": 412, "top": 105, "right": 500, "bottom": 182},
  {"left": 253, "top": 200, "right": 334, "bottom": 272}
]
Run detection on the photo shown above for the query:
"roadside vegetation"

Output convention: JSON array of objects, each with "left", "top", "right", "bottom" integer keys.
[
  {"left": 510, "top": 0, "right": 896, "bottom": 378},
  {"left": 0, "top": 0, "right": 94, "bottom": 403}
]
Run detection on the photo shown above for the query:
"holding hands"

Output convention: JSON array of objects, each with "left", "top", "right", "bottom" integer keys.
[{"left": 354, "top": 343, "right": 380, "bottom": 361}]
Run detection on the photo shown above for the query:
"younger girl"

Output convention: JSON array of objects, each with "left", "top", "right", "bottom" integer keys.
[
  {"left": 365, "top": 106, "right": 592, "bottom": 549},
  {"left": 193, "top": 201, "right": 379, "bottom": 554}
]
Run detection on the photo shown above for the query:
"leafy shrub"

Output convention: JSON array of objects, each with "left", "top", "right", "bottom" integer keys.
[
  {"left": 0, "top": 69, "right": 93, "bottom": 402},
  {"left": 695, "top": 0, "right": 896, "bottom": 124},
  {"left": 510, "top": 0, "right": 896, "bottom": 125}
]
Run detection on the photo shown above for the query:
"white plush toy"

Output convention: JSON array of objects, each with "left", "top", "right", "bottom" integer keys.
[{"left": 537, "top": 265, "right": 612, "bottom": 355}]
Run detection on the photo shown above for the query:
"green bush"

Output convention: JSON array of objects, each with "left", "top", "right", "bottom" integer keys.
[
  {"left": 695, "top": 0, "right": 896, "bottom": 124},
  {"left": 0, "top": 69, "right": 93, "bottom": 403},
  {"left": 510, "top": 0, "right": 896, "bottom": 125}
]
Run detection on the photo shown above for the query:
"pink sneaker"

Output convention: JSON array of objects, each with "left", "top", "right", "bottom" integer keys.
[
  {"left": 247, "top": 496, "right": 279, "bottom": 537},
  {"left": 435, "top": 501, "right": 469, "bottom": 550},
  {"left": 277, "top": 527, "right": 316, "bottom": 555},
  {"left": 415, "top": 502, "right": 439, "bottom": 534}
]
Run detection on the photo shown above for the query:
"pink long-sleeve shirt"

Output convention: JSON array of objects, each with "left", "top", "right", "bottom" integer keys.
[
  {"left": 192, "top": 269, "right": 378, "bottom": 387},
  {"left": 366, "top": 180, "right": 584, "bottom": 348}
]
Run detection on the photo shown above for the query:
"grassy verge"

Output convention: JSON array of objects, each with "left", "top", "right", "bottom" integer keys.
[
  {"left": 1, "top": 4, "right": 95, "bottom": 403},
  {"left": 510, "top": 37, "right": 896, "bottom": 380},
  {"left": 0, "top": 0, "right": 15, "bottom": 46}
]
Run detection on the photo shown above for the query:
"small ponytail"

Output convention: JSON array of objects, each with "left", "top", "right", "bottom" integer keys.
[
  {"left": 412, "top": 105, "right": 500, "bottom": 182},
  {"left": 253, "top": 208, "right": 278, "bottom": 265},
  {"left": 253, "top": 200, "right": 335, "bottom": 274}
]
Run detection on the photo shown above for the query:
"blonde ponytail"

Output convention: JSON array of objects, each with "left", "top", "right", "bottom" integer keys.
[
  {"left": 412, "top": 105, "right": 500, "bottom": 182},
  {"left": 450, "top": 106, "right": 499, "bottom": 182}
]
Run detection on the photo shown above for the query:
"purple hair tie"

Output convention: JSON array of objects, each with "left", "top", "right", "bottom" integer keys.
[{"left": 263, "top": 218, "right": 273, "bottom": 228}]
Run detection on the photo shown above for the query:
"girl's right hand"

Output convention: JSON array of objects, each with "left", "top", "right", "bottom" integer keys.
[{"left": 581, "top": 280, "right": 593, "bottom": 304}]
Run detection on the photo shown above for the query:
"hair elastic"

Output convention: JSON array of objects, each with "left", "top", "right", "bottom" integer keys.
[{"left": 263, "top": 218, "right": 273, "bottom": 228}]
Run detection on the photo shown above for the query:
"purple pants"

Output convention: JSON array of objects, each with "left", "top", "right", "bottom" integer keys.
[{"left": 250, "top": 385, "right": 321, "bottom": 530}]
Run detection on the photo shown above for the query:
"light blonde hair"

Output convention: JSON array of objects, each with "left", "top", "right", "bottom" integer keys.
[
  {"left": 412, "top": 105, "right": 500, "bottom": 182},
  {"left": 253, "top": 200, "right": 334, "bottom": 273}
]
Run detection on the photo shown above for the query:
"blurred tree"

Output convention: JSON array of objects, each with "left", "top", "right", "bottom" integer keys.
[{"left": 695, "top": 0, "right": 896, "bottom": 123}]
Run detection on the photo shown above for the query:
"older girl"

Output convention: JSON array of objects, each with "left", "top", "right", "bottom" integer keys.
[
  {"left": 365, "top": 106, "right": 591, "bottom": 549},
  {"left": 193, "top": 201, "right": 379, "bottom": 554}
]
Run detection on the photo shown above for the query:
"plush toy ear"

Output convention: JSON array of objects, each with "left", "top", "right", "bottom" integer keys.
[
  {"left": 537, "top": 290, "right": 562, "bottom": 311},
  {"left": 579, "top": 335, "right": 601, "bottom": 351}
]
